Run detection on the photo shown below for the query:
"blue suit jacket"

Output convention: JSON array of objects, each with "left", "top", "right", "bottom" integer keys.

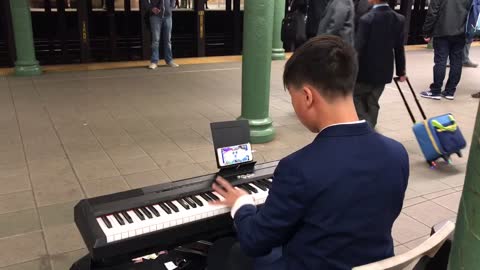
[{"left": 234, "top": 122, "right": 409, "bottom": 270}]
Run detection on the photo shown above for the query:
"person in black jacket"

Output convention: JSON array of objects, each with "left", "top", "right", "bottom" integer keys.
[
  {"left": 420, "top": 0, "right": 471, "bottom": 100},
  {"left": 354, "top": 0, "right": 406, "bottom": 128},
  {"left": 306, "top": 0, "right": 329, "bottom": 38}
]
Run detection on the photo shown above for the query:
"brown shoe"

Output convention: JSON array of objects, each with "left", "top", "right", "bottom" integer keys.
[{"left": 472, "top": 92, "right": 480, "bottom": 98}]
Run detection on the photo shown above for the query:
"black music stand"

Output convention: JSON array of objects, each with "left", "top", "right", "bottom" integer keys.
[{"left": 210, "top": 120, "right": 256, "bottom": 179}]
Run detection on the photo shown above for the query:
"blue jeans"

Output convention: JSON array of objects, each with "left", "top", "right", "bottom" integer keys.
[
  {"left": 430, "top": 35, "right": 465, "bottom": 95},
  {"left": 150, "top": 15, "right": 173, "bottom": 64}
]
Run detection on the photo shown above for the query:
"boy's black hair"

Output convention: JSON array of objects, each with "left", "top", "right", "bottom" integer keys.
[{"left": 283, "top": 35, "right": 358, "bottom": 99}]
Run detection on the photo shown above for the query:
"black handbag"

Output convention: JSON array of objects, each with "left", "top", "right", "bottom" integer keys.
[{"left": 281, "top": 0, "right": 307, "bottom": 44}]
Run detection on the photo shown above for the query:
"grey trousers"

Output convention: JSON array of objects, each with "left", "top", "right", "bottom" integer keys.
[
  {"left": 463, "top": 40, "right": 472, "bottom": 64},
  {"left": 354, "top": 82, "right": 386, "bottom": 128}
]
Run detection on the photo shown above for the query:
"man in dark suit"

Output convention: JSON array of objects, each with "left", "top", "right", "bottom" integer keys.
[
  {"left": 208, "top": 36, "right": 409, "bottom": 270},
  {"left": 354, "top": 0, "right": 407, "bottom": 128}
]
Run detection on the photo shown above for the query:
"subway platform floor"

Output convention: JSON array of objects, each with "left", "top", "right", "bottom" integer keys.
[{"left": 0, "top": 47, "right": 479, "bottom": 269}]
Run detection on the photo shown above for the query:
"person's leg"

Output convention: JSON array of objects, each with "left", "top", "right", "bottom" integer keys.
[
  {"left": 463, "top": 39, "right": 478, "bottom": 67},
  {"left": 252, "top": 247, "right": 284, "bottom": 270},
  {"left": 421, "top": 36, "right": 449, "bottom": 99},
  {"left": 366, "top": 84, "right": 386, "bottom": 128},
  {"left": 207, "top": 238, "right": 253, "bottom": 270},
  {"left": 149, "top": 15, "right": 161, "bottom": 66},
  {"left": 443, "top": 35, "right": 466, "bottom": 99},
  {"left": 354, "top": 82, "right": 373, "bottom": 126},
  {"left": 463, "top": 39, "right": 471, "bottom": 64},
  {"left": 162, "top": 16, "right": 178, "bottom": 66}
]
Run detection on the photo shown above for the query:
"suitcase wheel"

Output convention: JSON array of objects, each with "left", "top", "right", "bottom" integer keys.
[
  {"left": 456, "top": 152, "right": 462, "bottom": 158},
  {"left": 427, "top": 161, "right": 437, "bottom": 169}
]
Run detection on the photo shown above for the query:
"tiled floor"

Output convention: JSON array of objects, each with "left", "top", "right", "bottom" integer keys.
[{"left": 0, "top": 48, "right": 479, "bottom": 269}]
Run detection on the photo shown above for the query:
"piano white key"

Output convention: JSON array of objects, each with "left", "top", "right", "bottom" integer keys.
[
  {"left": 96, "top": 217, "right": 115, "bottom": 243},
  {"left": 107, "top": 215, "right": 125, "bottom": 241},
  {"left": 96, "top": 181, "right": 272, "bottom": 243}
]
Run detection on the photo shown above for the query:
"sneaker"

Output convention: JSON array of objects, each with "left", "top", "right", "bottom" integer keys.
[
  {"left": 148, "top": 63, "right": 158, "bottom": 69},
  {"left": 463, "top": 61, "right": 478, "bottom": 68},
  {"left": 441, "top": 91, "right": 455, "bottom": 100},
  {"left": 167, "top": 62, "right": 179, "bottom": 68},
  {"left": 472, "top": 92, "right": 480, "bottom": 98},
  {"left": 420, "top": 90, "right": 441, "bottom": 100}
]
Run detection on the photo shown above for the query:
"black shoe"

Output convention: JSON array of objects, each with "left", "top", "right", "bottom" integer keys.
[
  {"left": 472, "top": 92, "right": 480, "bottom": 98},
  {"left": 463, "top": 61, "right": 478, "bottom": 68}
]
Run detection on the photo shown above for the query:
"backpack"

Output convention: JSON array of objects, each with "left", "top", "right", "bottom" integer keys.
[
  {"left": 466, "top": 0, "right": 480, "bottom": 38},
  {"left": 281, "top": 0, "right": 307, "bottom": 44}
]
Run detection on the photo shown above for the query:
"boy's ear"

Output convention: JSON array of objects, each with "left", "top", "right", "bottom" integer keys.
[{"left": 302, "top": 86, "right": 315, "bottom": 107}]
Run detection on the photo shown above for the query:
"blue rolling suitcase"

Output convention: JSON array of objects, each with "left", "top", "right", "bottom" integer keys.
[{"left": 393, "top": 78, "right": 467, "bottom": 168}]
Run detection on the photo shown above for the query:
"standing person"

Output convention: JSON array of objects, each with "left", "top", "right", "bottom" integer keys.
[
  {"left": 317, "top": 0, "right": 355, "bottom": 46},
  {"left": 282, "top": 0, "right": 308, "bottom": 51},
  {"left": 306, "top": 0, "right": 330, "bottom": 39},
  {"left": 420, "top": 0, "right": 472, "bottom": 100},
  {"left": 207, "top": 36, "right": 409, "bottom": 270},
  {"left": 142, "top": 0, "right": 179, "bottom": 69},
  {"left": 354, "top": 0, "right": 407, "bottom": 128}
]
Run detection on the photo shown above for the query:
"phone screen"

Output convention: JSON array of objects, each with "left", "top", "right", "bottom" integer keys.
[{"left": 216, "top": 143, "right": 253, "bottom": 167}]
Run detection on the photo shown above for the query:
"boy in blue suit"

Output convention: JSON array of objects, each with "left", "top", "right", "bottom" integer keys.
[{"left": 209, "top": 35, "right": 409, "bottom": 270}]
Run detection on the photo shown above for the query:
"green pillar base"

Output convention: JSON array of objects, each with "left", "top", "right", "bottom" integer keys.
[
  {"left": 272, "top": 48, "right": 286, "bottom": 60},
  {"left": 14, "top": 62, "right": 42, "bottom": 76},
  {"left": 238, "top": 116, "right": 275, "bottom": 144}
]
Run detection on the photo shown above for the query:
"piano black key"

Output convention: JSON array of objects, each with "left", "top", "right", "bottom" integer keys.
[
  {"left": 207, "top": 192, "right": 219, "bottom": 201},
  {"left": 247, "top": 183, "right": 258, "bottom": 193},
  {"left": 159, "top": 203, "right": 172, "bottom": 214},
  {"left": 200, "top": 193, "right": 212, "bottom": 202},
  {"left": 238, "top": 184, "right": 252, "bottom": 194},
  {"left": 166, "top": 201, "right": 179, "bottom": 213},
  {"left": 101, "top": 216, "right": 112, "bottom": 229},
  {"left": 147, "top": 205, "right": 160, "bottom": 217},
  {"left": 113, "top": 213, "right": 125, "bottom": 225},
  {"left": 260, "top": 179, "right": 272, "bottom": 188},
  {"left": 133, "top": 209, "right": 145, "bottom": 220},
  {"left": 253, "top": 181, "right": 268, "bottom": 191},
  {"left": 190, "top": 196, "right": 203, "bottom": 206},
  {"left": 177, "top": 199, "right": 190, "bottom": 210},
  {"left": 184, "top": 197, "right": 197, "bottom": 208},
  {"left": 140, "top": 207, "right": 153, "bottom": 219},
  {"left": 121, "top": 211, "right": 133, "bottom": 223}
]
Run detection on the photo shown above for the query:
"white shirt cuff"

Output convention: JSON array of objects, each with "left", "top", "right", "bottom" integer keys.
[{"left": 231, "top": 194, "right": 255, "bottom": 218}]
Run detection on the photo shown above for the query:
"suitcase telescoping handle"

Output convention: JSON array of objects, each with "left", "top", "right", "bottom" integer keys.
[{"left": 393, "top": 77, "right": 427, "bottom": 124}]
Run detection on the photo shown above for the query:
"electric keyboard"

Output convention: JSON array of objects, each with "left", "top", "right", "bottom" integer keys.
[{"left": 73, "top": 161, "right": 278, "bottom": 264}]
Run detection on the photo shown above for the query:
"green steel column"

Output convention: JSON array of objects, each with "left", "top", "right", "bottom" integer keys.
[
  {"left": 9, "top": 0, "right": 41, "bottom": 76},
  {"left": 272, "top": 0, "right": 286, "bottom": 60},
  {"left": 239, "top": 0, "right": 275, "bottom": 143},
  {"left": 448, "top": 102, "right": 480, "bottom": 270}
]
